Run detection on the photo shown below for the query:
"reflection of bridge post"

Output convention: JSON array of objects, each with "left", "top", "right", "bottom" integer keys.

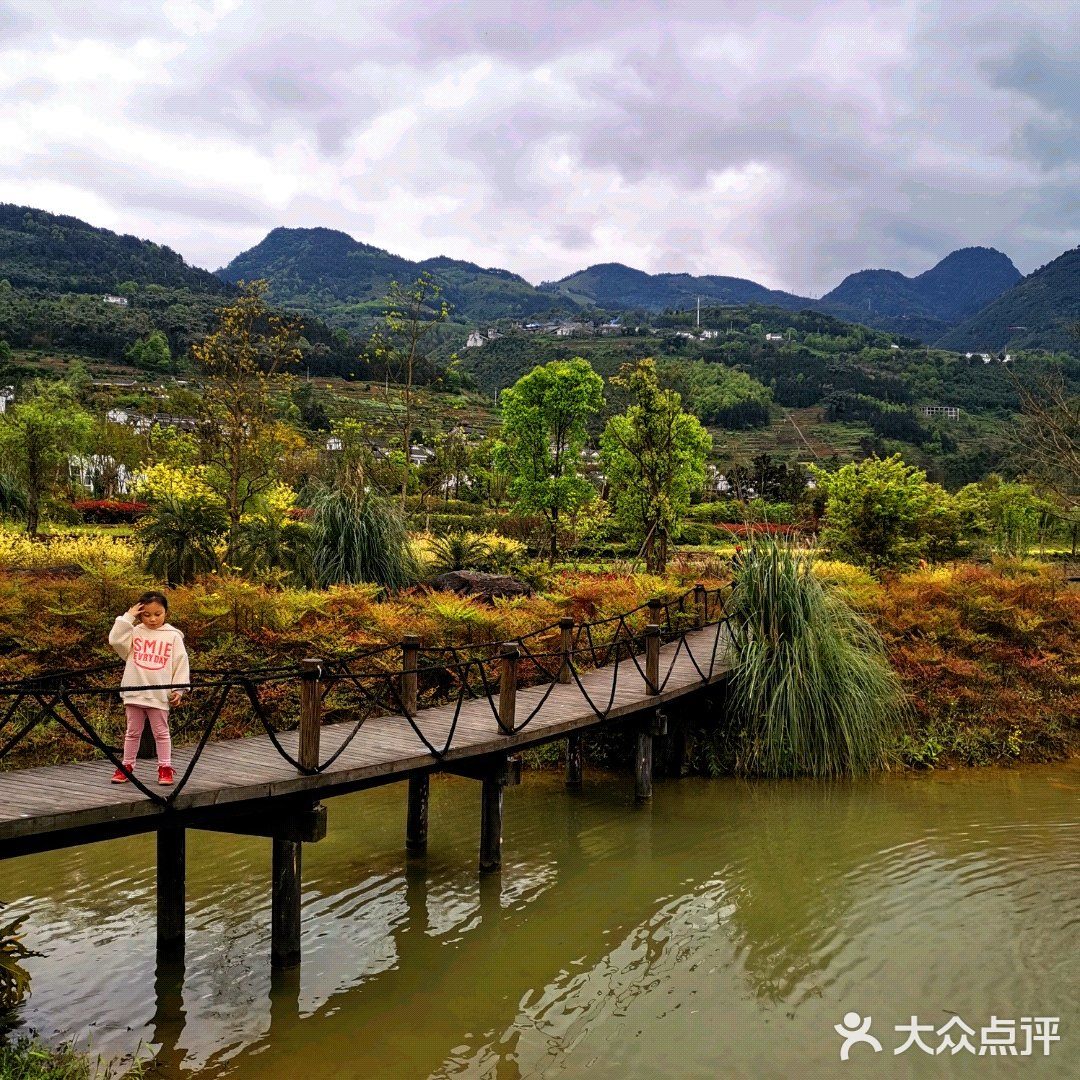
[{"left": 150, "top": 953, "right": 186, "bottom": 1076}]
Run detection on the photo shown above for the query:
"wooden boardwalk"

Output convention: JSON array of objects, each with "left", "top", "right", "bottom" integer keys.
[{"left": 0, "top": 625, "right": 732, "bottom": 855}]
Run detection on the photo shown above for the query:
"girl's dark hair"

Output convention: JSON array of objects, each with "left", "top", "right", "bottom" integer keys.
[{"left": 138, "top": 590, "right": 169, "bottom": 610}]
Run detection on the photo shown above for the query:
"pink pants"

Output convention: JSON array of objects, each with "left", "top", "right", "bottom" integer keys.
[{"left": 123, "top": 705, "right": 172, "bottom": 767}]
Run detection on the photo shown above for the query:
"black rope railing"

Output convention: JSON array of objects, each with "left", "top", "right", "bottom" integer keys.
[{"left": 0, "top": 585, "right": 733, "bottom": 805}]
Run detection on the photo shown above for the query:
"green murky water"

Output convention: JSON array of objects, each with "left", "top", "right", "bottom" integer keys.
[{"left": 2, "top": 763, "right": 1077, "bottom": 1077}]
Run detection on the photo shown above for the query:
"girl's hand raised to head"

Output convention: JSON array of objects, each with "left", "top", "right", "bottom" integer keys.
[{"left": 126, "top": 603, "right": 144, "bottom": 621}]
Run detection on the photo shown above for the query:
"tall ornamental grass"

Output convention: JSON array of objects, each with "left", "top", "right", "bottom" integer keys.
[
  {"left": 729, "top": 540, "right": 906, "bottom": 778},
  {"left": 310, "top": 487, "right": 417, "bottom": 590}
]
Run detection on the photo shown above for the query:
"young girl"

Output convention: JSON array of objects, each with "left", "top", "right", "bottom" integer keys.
[{"left": 108, "top": 591, "right": 190, "bottom": 785}]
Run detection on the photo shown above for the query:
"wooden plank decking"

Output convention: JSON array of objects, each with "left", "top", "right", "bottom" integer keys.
[{"left": 0, "top": 626, "right": 731, "bottom": 852}]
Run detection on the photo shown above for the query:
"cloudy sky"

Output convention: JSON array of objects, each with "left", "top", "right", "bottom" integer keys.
[{"left": 1, "top": 0, "right": 1077, "bottom": 295}]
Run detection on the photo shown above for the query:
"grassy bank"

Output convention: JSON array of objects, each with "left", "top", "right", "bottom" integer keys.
[{"left": 0, "top": 1038, "right": 142, "bottom": 1080}]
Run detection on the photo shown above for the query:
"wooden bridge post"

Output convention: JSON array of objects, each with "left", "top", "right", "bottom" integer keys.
[
  {"left": 156, "top": 825, "right": 185, "bottom": 958},
  {"left": 558, "top": 617, "right": 574, "bottom": 684},
  {"left": 498, "top": 641, "right": 519, "bottom": 733},
  {"left": 271, "top": 836, "right": 302, "bottom": 970},
  {"left": 637, "top": 623, "right": 662, "bottom": 803},
  {"left": 298, "top": 658, "right": 322, "bottom": 772},
  {"left": 479, "top": 754, "right": 509, "bottom": 874},
  {"left": 645, "top": 623, "right": 661, "bottom": 696},
  {"left": 694, "top": 583, "right": 707, "bottom": 629},
  {"left": 647, "top": 597, "right": 664, "bottom": 630},
  {"left": 559, "top": 618, "right": 583, "bottom": 787},
  {"left": 401, "top": 635, "right": 429, "bottom": 854}
]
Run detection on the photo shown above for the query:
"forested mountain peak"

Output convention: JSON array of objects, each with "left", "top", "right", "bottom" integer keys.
[
  {"left": 0, "top": 203, "right": 227, "bottom": 295},
  {"left": 936, "top": 245, "right": 1080, "bottom": 353},
  {"left": 821, "top": 246, "right": 1020, "bottom": 324}
]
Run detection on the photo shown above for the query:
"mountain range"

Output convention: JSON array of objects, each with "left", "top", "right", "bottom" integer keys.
[
  {"left": 0, "top": 203, "right": 1076, "bottom": 355},
  {"left": 220, "top": 227, "right": 1040, "bottom": 346}
]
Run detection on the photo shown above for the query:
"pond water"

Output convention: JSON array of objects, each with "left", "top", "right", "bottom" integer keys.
[{"left": 2, "top": 762, "right": 1077, "bottom": 1078}]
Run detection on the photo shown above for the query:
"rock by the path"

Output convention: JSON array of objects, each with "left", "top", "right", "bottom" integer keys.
[{"left": 426, "top": 570, "right": 533, "bottom": 601}]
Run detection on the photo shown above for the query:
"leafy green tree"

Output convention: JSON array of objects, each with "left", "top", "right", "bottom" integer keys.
[
  {"left": 125, "top": 329, "right": 171, "bottom": 372},
  {"left": 955, "top": 478, "right": 1053, "bottom": 557},
  {"left": 601, "top": 359, "right": 711, "bottom": 573},
  {"left": 494, "top": 357, "right": 604, "bottom": 564},
  {"left": 192, "top": 281, "right": 303, "bottom": 555},
  {"left": 812, "top": 454, "right": 950, "bottom": 571},
  {"left": 0, "top": 381, "right": 93, "bottom": 535},
  {"left": 0, "top": 340, "right": 11, "bottom": 364}
]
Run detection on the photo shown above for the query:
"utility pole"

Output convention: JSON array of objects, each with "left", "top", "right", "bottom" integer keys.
[{"left": 696, "top": 296, "right": 701, "bottom": 329}]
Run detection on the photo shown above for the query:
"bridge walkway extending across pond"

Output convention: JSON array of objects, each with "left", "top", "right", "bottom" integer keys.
[{"left": 0, "top": 588, "right": 734, "bottom": 969}]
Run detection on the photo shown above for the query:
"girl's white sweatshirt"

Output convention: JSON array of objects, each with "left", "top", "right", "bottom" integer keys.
[{"left": 108, "top": 614, "right": 190, "bottom": 711}]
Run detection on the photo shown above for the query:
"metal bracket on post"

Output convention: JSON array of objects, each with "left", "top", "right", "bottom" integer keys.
[{"left": 298, "top": 658, "right": 322, "bottom": 773}]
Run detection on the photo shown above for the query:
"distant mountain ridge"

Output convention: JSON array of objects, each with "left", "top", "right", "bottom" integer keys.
[
  {"left": 821, "top": 247, "right": 1021, "bottom": 321},
  {"left": 537, "top": 261, "right": 808, "bottom": 313},
  {"left": 220, "top": 229, "right": 1026, "bottom": 344},
  {"left": 218, "top": 227, "right": 580, "bottom": 332},
  {"left": 1, "top": 202, "right": 1066, "bottom": 354}
]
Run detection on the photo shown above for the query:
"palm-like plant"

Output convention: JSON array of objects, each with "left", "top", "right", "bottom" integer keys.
[
  {"left": 427, "top": 532, "right": 490, "bottom": 574},
  {"left": 139, "top": 495, "right": 227, "bottom": 586},
  {"left": 311, "top": 486, "right": 417, "bottom": 589},
  {"left": 728, "top": 539, "right": 906, "bottom": 778},
  {"left": 232, "top": 515, "right": 314, "bottom": 587}
]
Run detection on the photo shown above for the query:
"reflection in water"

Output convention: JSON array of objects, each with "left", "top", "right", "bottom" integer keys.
[{"left": 1, "top": 763, "right": 1076, "bottom": 1078}]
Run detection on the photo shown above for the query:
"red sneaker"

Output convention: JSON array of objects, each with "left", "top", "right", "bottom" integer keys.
[
  {"left": 111, "top": 764, "right": 133, "bottom": 784},
  {"left": 158, "top": 765, "right": 175, "bottom": 786}
]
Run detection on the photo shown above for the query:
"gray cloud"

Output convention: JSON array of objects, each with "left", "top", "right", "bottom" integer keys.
[{"left": 0, "top": 0, "right": 1078, "bottom": 294}]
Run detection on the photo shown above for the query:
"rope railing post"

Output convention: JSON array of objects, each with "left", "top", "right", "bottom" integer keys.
[
  {"left": 401, "top": 635, "right": 421, "bottom": 715},
  {"left": 401, "top": 634, "right": 429, "bottom": 854},
  {"left": 647, "top": 597, "right": 663, "bottom": 629},
  {"left": 499, "top": 642, "right": 519, "bottom": 734},
  {"left": 298, "top": 658, "right": 323, "bottom": 773},
  {"left": 694, "top": 583, "right": 707, "bottom": 629},
  {"left": 558, "top": 617, "right": 574, "bottom": 685},
  {"left": 645, "top": 624, "right": 661, "bottom": 696}
]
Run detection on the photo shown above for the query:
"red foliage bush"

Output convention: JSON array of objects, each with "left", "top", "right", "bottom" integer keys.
[{"left": 73, "top": 499, "right": 148, "bottom": 524}]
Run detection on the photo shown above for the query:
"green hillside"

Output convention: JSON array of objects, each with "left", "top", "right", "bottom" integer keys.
[
  {"left": 936, "top": 247, "right": 1080, "bottom": 353},
  {"left": 0, "top": 206, "right": 366, "bottom": 377}
]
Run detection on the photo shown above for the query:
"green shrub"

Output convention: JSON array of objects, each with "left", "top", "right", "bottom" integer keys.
[{"left": 727, "top": 540, "right": 907, "bottom": 777}]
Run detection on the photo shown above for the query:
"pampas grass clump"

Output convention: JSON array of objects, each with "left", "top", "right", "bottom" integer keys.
[{"left": 729, "top": 540, "right": 906, "bottom": 777}]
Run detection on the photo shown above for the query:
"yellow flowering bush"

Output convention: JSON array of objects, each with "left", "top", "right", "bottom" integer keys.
[
  {"left": 0, "top": 531, "right": 140, "bottom": 574},
  {"left": 136, "top": 461, "right": 225, "bottom": 509}
]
